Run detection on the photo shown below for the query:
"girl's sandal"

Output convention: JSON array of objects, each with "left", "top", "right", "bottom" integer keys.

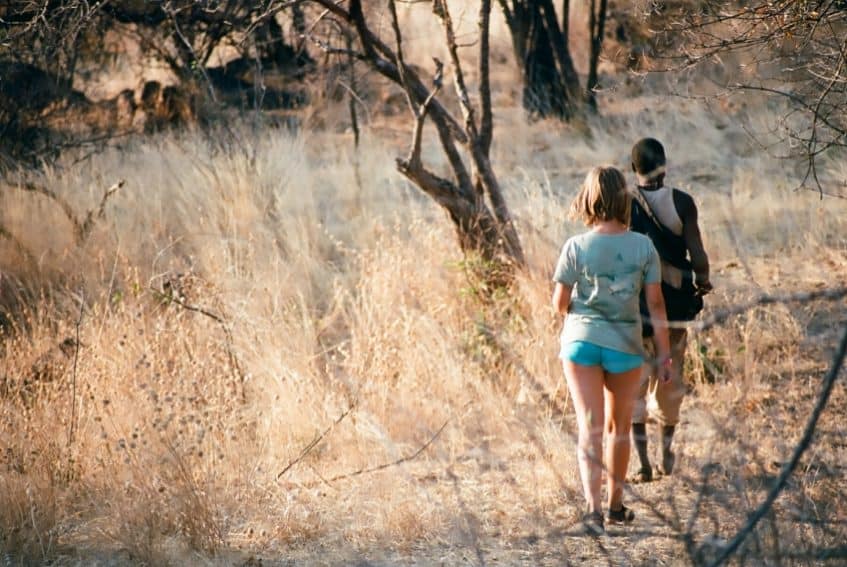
[
  {"left": 579, "top": 511, "right": 605, "bottom": 536},
  {"left": 607, "top": 504, "right": 635, "bottom": 525}
]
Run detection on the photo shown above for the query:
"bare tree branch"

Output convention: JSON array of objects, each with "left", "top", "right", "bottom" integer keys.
[
  {"left": 387, "top": 0, "right": 416, "bottom": 117},
  {"left": 80, "top": 179, "right": 125, "bottom": 241},
  {"left": 277, "top": 403, "right": 356, "bottom": 480},
  {"left": 435, "top": 0, "right": 479, "bottom": 138},
  {"left": 404, "top": 59, "right": 444, "bottom": 167},
  {"left": 478, "top": 0, "right": 494, "bottom": 157},
  {"left": 661, "top": 1, "right": 847, "bottom": 194},
  {"left": 163, "top": 3, "right": 219, "bottom": 103},
  {"left": 315, "top": 416, "right": 451, "bottom": 485},
  {"left": 311, "top": 0, "right": 469, "bottom": 144},
  {"left": 306, "top": 0, "right": 524, "bottom": 268},
  {"left": 435, "top": 0, "right": 526, "bottom": 266}
]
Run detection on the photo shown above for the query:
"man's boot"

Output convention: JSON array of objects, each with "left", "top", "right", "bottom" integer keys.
[
  {"left": 631, "top": 423, "right": 652, "bottom": 482},
  {"left": 660, "top": 425, "right": 676, "bottom": 475}
]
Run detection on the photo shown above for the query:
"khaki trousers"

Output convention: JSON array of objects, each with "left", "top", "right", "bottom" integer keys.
[{"left": 632, "top": 328, "right": 688, "bottom": 426}]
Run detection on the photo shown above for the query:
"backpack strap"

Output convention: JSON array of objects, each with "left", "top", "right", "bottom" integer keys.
[
  {"left": 633, "top": 188, "right": 673, "bottom": 238},
  {"left": 632, "top": 188, "right": 693, "bottom": 274}
]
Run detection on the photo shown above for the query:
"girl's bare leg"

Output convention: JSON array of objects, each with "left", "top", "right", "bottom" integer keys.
[
  {"left": 563, "top": 361, "right": 606, "bottom": 513},
  {"left": 603, "top": 366, "right": 643, "bottom": 510}
]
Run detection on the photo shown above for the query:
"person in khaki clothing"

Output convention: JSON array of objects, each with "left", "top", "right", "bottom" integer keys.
[{"left": 628, "top": 138, "right": 712, "bottom": 482}]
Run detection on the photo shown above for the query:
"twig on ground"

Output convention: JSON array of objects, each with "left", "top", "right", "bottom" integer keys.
[
  {"left": 148, "top": 285, "right": 247, "bottom": 400},
  {"left": 14, "top": 181, "right": 82, "bottom": 239},
  {"left": 323, "top": 416, "right": 450, "bottom": 483},
  {"left": 80, "top": 179, "right": 125, "bottom": 241},
  {"left": 10, "top": 178, "right": 125, "bottom": 244},
  {"left": 682, "top": 285, "right": 847, "bottom": 332},
  {"left": 277, "top": 403, "right": 356, "bottom": 479}
]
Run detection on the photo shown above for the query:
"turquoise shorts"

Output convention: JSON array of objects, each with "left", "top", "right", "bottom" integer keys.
[{"left": 560, "top": 341, "right": 643, "bottom": 373}]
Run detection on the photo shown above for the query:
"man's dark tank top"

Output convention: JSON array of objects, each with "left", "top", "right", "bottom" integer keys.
[{"left": 631, "top": 191, "right": 692, "bottom": 277}]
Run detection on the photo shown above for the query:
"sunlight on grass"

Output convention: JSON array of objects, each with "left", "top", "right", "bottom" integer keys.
[{"left": 1, "top": 90, "right": 846, "bottom": 564}]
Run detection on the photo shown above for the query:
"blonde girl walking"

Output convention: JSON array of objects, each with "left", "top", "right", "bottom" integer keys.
[{"left": 552, "top": 166, "right": 672, "bottom": 535}]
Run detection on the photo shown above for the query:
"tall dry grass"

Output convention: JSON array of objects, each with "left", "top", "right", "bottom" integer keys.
[{"left": 1, "top": 89, "right": 846, "bottom": 565}]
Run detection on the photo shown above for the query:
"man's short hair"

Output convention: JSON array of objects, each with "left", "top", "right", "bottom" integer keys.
[{"left": 631, "top": 138, "right": 666, "bottom": 178}]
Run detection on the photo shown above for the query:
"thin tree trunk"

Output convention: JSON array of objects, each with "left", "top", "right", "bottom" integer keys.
[
  {"left": 539, "top": 0, "right": 579, "bottom": 109},
  {"left": 524, "top": 7, "right": 567, "bottom": 117},
  {"left": 587, "top": 0, "right": 608, "bottom": 110}
]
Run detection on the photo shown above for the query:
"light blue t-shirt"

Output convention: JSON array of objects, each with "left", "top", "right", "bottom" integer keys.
[{"left": 553, "top": 231, "right": 661, "bottom": 355}]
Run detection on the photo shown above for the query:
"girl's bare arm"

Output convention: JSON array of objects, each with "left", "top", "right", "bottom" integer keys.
[
  {"left": 644, "top": 281, "right": 673, "bottom": 381},
  {"left": 552, "top": 282, "right": 571, "bottom": 316}
]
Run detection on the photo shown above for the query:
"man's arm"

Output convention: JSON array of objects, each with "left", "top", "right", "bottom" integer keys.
[{"left": 674, "top": 190, "right": 712, "bottom": 293}]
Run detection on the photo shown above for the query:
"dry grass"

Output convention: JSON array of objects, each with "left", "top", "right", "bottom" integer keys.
[{"left": 2, "top": 52, "right": 847, "bottom": 567}]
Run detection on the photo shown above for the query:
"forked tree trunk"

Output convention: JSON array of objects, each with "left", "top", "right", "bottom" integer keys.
[{"left": 308, "top": 0, "right": 525, "bottom": 274}]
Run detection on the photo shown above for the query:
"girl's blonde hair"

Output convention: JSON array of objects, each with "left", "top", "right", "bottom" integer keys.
[{"left": 569, "top": 166, "right": 631, "bottom": 226}]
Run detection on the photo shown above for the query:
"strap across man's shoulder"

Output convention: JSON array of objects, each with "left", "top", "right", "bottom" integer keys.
[{"left": 633, "top": 188, "right": 673, "bottom": 237}]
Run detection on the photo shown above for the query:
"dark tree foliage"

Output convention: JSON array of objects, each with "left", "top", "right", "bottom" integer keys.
[{"left": 0, "top": 1, "right": 310, "bottom": 167}]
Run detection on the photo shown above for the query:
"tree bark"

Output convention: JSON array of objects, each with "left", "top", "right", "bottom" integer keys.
[
  {"left": 499, "top": 0, "right": 581, "bottom": 119},
  {"left": 587, "top": 0, "right": 608, "bottom": 110}
]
